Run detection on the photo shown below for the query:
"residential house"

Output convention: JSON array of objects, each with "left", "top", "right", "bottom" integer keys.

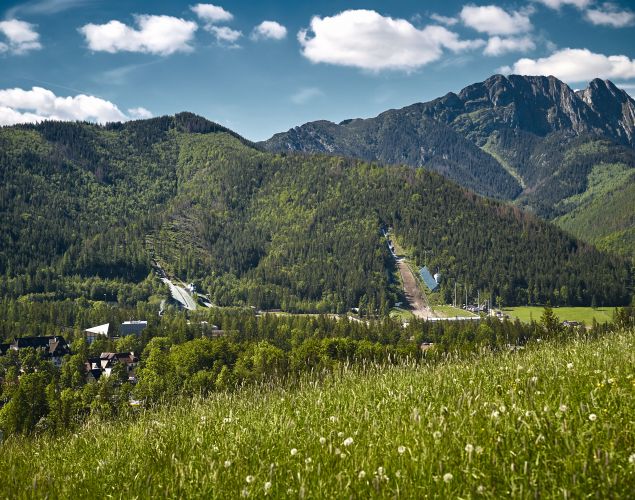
[{"left": 10, "top": 336, "right": 71, "bottom": 367}]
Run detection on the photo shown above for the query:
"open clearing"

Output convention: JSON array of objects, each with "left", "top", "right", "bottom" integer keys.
[
  {"left": 1, "top": 331, "right": 633, "bottom": 498},
  {"left": 504, "top": 306, "right": 616, "bottom": 324}
]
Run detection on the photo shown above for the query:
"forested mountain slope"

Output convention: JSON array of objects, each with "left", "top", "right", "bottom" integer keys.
[
  {"left": 261, "top": 75, "right": 635, "bottom": 256},
  {"left": 0, "top": 115, "right": 630, "bottom": 312}
]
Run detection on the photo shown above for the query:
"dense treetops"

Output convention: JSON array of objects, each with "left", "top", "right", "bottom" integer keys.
[{"left": 0, "top": 116, "right": 631, "bottom": 313}]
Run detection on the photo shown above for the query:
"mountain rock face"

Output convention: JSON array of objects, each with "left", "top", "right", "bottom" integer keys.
[{"left": 261, "top": 75, "right": 635, "bottom": 256}]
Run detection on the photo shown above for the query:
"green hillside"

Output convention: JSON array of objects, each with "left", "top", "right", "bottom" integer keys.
[
  {"left": 1, "top": 329, "right": 633, "bottom": 498},
  {"left": 555, "top": 163, "right": 635, "bottom": 256},
  {"left": 262, "top": 75, "right": 635, "bottom": 258},
  {"left": 0, "top": 116, "right": 631, "bottom": 312}
]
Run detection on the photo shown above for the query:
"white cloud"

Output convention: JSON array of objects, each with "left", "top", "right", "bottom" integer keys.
[
  {"left": 190, "top": 3, "right": 233, "bottom": 24},
  {"left": 0, "top": 86, "right": 150, "bottom": 126},
  {"left": 534, "top": 0, "right": 591, "bottom": 9},
  {"left": 500, "top": 48, "right": 635, "bottom": 82},
  {"left": 0, "top": 19, "right": 42, "bottom": 54},
  {"left": 79, "top": 15, "right": 197, "bottom": 55},
  {"left": 6, "top": 0, "right": 95, "bottom": 18},
  {"left": 484, "top": 36, "right": 536, "bottom": 56},
  {"left": 208, "top": 25, "right": 242, "bottom": 44},
  {"left": 430, "top": 13, "right": 458, "bottom": 26},
  {"left": 291, "top": 87, "right": 323, "bottom": 104},
  {"left": 585, "top": 3, "right": 635, "bottom": 27},
  {"left": 298, "top": 9, "right": 484, "bottom": 72},
  {"left": 127, "top": 107, "right": 153, "bottom": 119},
  {"left": 460, "top": 5, "right": 533, "bottom": 35},
  {"left": 252, "top": 21, "right": 287, "bottom": 40}
]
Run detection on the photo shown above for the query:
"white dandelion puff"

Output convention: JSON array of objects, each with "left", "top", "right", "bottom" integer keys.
[
  {"left": 433, "top": 431, "right": 442, "bottom": 439},
  {"left": 290, "top": 448, "right": 298, "bottom": 456},
  {"left": 589, "top": 413, "right": 597, "bottom": 421},
  {"left": 246, "top": 475, "right": 255, "bottom": 484},
  {"left": 264, "top": 482, "right": 272, "bottom": 492},
  {"left": 629, "top": 453, "right": 635, "bottom": 464},
  {"left": 559, "top": 404, "right": 568, "bottom": 412},
  {"left": 443, "top": 472, "right": 453, "bottom": 483},
  {"left": 343, "top": 437, "right": 353, "bottom": 447},
  {"left": 319, "top": 436, "right": 326, "bottom": 445},
  {"left": 567, "top": 363, "right": 574, "bottom": 369},
  {"left": 224, "top": 460, "right": 232, "bottom": 468},
  {"left": 358, "top": 470, "right": 366, "bottom": 479},
  {"left": 398, "top": 445, "right": 406, "bottom": 454},
  {"left": 465, "top": 443, "right": 474, "bottom": 453}
]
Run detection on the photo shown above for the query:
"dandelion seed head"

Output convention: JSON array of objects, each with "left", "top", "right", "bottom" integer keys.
[
  {"left": 629, "top": 453, "right": 635, "bottom": 464},
  {"left": 319, "top": 436, "right": 326, "bottom": 445},
  {"left": 433, "top": 430, "right": 442, "bottom": 439},
  {"left": 477, "top": 485, "right": 485, "bottom": 494},
  {"left": 343, "top": 437, "right": 353, "bottom": 447},
  {"left": 465, "top": 443, "right": 474, "bottom": 453},
  {"left": 358, "top": 470, "right": 366, "bottom": 479},
  {"left": 491, "top": 410, "right": 500, "bottom": 419},
  {"left": 443, "top": 472, "right": 453, "bottom": 483},
  {"left": 305, "top": 457, "right": 312, "bottom": 464},
  {"left": 246, "top": 475, "right": 255, "bottom": 484},
  {"left": 290, "top": 448, "right": 298, "bottom": 456},
  {"left": 559, "top": 404, "right": 568, "bottom": 412},
  {"left": 589, "top": 413, "right": 597, "bottom": 421},
  {"left": 567, "top": 363, "right": 574, "bottom": 369},
  {"left": 264, "top": 482, "right": 272, "bottom": 492},
  {"left": 224, "top": 460, "right": 231, "bottom": 468}
]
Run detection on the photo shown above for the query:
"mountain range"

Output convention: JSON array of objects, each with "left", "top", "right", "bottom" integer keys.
[
  {"left": 0, "top": 113, "right": 630, "bottom": 312},
  {"left": 262, "top": 75, "right": 635, "bottom": 257}
]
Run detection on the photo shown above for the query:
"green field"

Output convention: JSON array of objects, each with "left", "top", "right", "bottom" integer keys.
[
  {"left": 503, "top": 306, "right": 616, "bottom": 324},
  {"left": 434, "top": 305, "right": 478, "bottom": 317},
  {"left": 389, "top": 307, "right": 415, "bottom": 321},
  {"left": 1, "top": 331, "right": 633, "bottom": 498}
]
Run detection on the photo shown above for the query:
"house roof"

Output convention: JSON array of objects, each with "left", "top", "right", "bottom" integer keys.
[
  {"left": 85, "top": 323, "right": 110, "bottom": 336},
  {"left": 12, "top": 336, "right": 70, "bottom": 357}
]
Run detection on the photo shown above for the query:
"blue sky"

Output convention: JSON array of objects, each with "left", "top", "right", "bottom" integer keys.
[{"left": 1, "top": 0, "right": 634, "bottom": 140}]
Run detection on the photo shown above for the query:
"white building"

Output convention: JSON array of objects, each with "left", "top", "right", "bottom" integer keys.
[{"left": 84, "top": 323, "right": 110, "bottom": 345}]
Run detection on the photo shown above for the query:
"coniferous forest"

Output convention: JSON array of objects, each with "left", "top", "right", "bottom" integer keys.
[{"left": 0, "top": 114, "right": 631, "bottom": 315}]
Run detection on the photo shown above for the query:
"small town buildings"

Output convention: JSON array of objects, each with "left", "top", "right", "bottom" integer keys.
[
  {"left": 9, "top": 336, "right": 71, "bottom": 367},
  {"left": 84, "top": 323, "right": 110, "bottom": 345},
  {"left": 85, "top": 352, "right": 139, "bottom": 383},
  {"left": 120, "top": 320, "right": 147, "bottom": 337}
]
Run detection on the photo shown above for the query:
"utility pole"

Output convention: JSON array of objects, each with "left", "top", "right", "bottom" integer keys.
[
  {"left": 454, "top": 282, "right": 457, "bottom": 308},
  {"left": 465, "top": 284, "right": 468, "bottom": 309}
]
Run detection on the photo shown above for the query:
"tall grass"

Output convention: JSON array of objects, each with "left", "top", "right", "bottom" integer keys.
[{"left": 1, "top": 331, "right": 634, "bottom": 498}]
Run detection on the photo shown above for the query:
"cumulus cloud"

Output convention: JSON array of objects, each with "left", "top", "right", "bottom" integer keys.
[
  {"left": 127, "top": 107, "right": 153, "bottom": 119},
  {"left": 0, "top": 19, "right": 42, "bottom": 54},
  {"left": 79, "top": 15, "right": 197, "bottom": 55},
  {"left": 460, "top": 5, "right": 533, "bottom": 35},
  {"left": 585, "top": 3, "right": 635, "bottom": 27},
  {"left": 251, "top": 20, "right": 287, "bottom": 40},
  {"left": 430, "top": 13, "right": 458, "bottom": 26},
  {"left": 534, "top": 0, "right": 591, "bottom": 9},
  {"left": 291, "top": 87, "right": 323, "bottom": 104},
  {"left": 500, "top": 48, "right": 635, "bottom": 82},
  {"left": 298, "top": 9, "right": 484, "bottom": 72},
  {"left": 0, "top": 86, "right": 150, "bottom": 126},
  {"left": 484, "top": 36, "right": 536, "bottom": 56},
  {"left": 190, "top": 3, "right": 233, "bottom": 23},
  {"left": 208, "top": 25, "right": 242, "bottom": 44}
]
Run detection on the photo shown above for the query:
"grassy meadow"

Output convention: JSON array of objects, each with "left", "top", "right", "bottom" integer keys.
[
  {"left": 1, "top": 330, "right": 634, "bottom": 498},
  {"left": 504, "top": 306, "right": 616, "bottom": 324}
]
